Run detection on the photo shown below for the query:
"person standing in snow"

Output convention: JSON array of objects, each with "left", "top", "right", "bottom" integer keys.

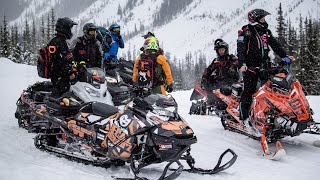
[
  {"left": 237, "top": 9, "right": 293, "bottom": 125},
  {"left": 103, "top": 24, "right": 124, "bottom": 64},
  {"left": 72, "top": 23, "right": 103, "bottom": 68},
  {"left": 132, "top": 37, "right": 173, "bottom": 95},
  {"left": 48, "top": 17, "right": 77, "bottom": 97},
  {"left": 201, "top": 39, "right": 239, "bottom": 109}
]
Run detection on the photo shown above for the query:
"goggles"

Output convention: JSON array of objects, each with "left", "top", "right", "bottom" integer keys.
[
  {"left": 112, "top": 28, "right": 120, "bottom": 32},
  {"left": 87, "top": 30, "right": 96, "bottom": 35}
]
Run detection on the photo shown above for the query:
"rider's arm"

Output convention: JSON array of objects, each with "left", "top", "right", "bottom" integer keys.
[
  {"left": 268, "top": 30, "right": 287, "bottom": 58},
  {"left": 132, "top": 57, "right": 140, "bottom": 83},
  {"left": 157, "top": 55, "right": 173, "bottom": 85},
  {"left": 237, "top": 29, "right": 250, "bottom": 68}
]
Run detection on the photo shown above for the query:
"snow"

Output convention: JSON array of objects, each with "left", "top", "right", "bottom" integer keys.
[
  {"left": 0, "top": 57, "right": 320, "bottom": 180},
  {"left": 8, "top": 0, "right": 319, "bottom": 62}
]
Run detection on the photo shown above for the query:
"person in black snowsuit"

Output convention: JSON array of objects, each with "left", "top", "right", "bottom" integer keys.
[
  {"left": 48, "top": 17, "right": 77, "bottom": 97},
  {"left": 201, "top": 39, "right": 239, "bottom": 110},
  {"left": 72, "top": 23, "right": 103, "bottom": 68},
  {"left": 237, "top": 9, "right": 293, "bottom": 122}
]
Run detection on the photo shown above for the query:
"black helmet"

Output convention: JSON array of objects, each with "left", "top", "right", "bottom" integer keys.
[
  {"left": 142, "top": 32, "right": 155, "bottom": 39},
  {"left": 214, "top": 39, "right": 229, "bottom": 56},
  {"left": 248, "top": 9, "right": 270, "bottom": 23},
  {"left": 55, "top": 17, "right": 77, "bottom": 39},
  {"left": 83, "top": 23, "right": 97, "bottom": 40}
]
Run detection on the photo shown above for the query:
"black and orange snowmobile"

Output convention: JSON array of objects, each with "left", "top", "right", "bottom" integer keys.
[
  {"left": 15, "top": 81, "right": 53, "bottom": 132},
  {"left": 214, "top": 66, "right": 320, "bottom": 160},
  {"left": 33, "top": 92, "right": 237, "bottom": 179}
]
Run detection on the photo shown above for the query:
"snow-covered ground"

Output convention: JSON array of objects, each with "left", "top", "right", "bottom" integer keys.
[{"left": 0, "top": 58, "right": 319, "bottom": 180}]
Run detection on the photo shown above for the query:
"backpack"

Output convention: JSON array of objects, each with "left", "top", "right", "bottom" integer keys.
[
  {"left": 137, "top": 53, "right": 159, "bottom": 88},
  {"left": 37, "top": 46, "right": 56, "bottom": 78}
]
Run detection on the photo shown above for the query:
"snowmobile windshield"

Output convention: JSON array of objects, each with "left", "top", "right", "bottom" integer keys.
[
  {"left": 270, "top": 73, "right": 292, "bottom": 90},
  {"left": 144, "top": 94, "right": 178, "bottom": 118},
  {"left": 85, "top": 68, "right": 106, "bottom": 85}
]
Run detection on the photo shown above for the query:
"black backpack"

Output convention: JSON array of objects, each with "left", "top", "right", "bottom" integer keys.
[
  {"left": 137, "top": 53, "right": 159, "bottom": 88},
  {"left": 37, "top": 46, "right": 56, "bottom": 78}
]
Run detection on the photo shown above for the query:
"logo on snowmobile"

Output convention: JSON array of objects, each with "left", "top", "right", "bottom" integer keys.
[
  {"left": 158, "top": 143, "right": 172, "bottom": 150},
  {"left": 119, "top": 114, "right": 131, "bottom": 127},
  {"left": 180, "top": 125, "right": 186, "bottom": 130}
]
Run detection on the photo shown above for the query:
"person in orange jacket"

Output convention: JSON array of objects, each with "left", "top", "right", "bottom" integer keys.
[{"left": 132, "top": 36, "right": 173, "bottom": 95}]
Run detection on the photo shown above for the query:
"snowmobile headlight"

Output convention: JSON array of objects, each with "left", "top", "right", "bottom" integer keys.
[
  {"left": 84, "top": 86, "right": 100, "bottom": 97},
  {"left": 106, "top": 76, "right": 118, "bottom": 84}
]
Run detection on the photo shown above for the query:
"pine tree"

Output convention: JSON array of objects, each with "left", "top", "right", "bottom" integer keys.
[
  {"left": 1, "top": 15, "right": 10, "bottom": 58},
  {"left": 40, "top": 16, "right": 45, "bottom": 46},
  {"left": 46, "top": 13, "right": 51, "bottom": 43},
  {"left": 23, "top": 17, "right": 31, "bottom": 52},
  {"left": 51, "top": 8, "right": 56, "bottom": 38},
  {"left": 0, "top": 26, "right": 2, "bottom": 56},
  {"left": 117, "top": 4, "right": 123, "bottom": 19},
  {"left": 276, "top": 3, "right": 287, "bottom": 51},
  {"left": 31, "top": 19, "right": 37, "bottom": 53}
]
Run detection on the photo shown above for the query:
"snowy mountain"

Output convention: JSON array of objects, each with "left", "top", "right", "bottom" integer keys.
[
  {"left": 7, "top": 0, "right": 320, "bottom": 61},
  {"left": 0, "top": 57, "right": 320, "bottom": 180}
]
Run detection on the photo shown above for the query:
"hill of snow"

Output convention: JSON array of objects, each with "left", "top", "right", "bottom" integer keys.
[
  {"left": 8, "top": 0, "right": 320, "bottom": 62},
  {"left": 0, "top": 58, "right": 320, "bottom": 180}
]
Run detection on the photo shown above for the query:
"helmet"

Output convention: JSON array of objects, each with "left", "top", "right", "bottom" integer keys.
[
  {"left": 142, "top": 32, "right": 155, "bottom": 39},
  {"left": 55, "top": 17, "right": 77, "bottom": 39},
  {"left": 214, "top": 39, "right": 229, "bottom": 56},
  {"left": 144, "top": 37, "right": 159, "bottom": 51},
  {"left": 83, "top": 23, "right": 97, "bottom": 40},
  {"left": 248, "top": 9, "right": 270, "bottom": 23},
  {"left": 109, "top": 23, "right": 121, "bottom": 35},
  {"left": 214, "top": 39, "right": 228, "bottom": 50}
]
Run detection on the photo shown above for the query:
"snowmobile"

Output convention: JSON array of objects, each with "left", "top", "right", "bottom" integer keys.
[
  {"left": 15, "top": 67, "right": 113, "bottom": 133},
  {"left": 105, "top": 67, "right": 132, "bottom": 106},
  {"left": 214, "top": 66, "right": 320, "bottom": 160},
  {"left": 189, "top": 82, "right": 229, "bottom": 116},
  {"left": 105, "top": 57, "right": 134, "bottom": 85},
  {"left": 33, "top": 92, "right": 237, "bottom": 179}
]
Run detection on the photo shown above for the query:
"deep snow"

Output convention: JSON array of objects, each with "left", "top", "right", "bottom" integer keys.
[{"left": 0, "top": 58, "right": 319, "bottom": 180}]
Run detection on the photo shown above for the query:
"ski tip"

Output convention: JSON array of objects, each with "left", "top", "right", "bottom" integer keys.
[{"left": 264, "top": 149, "right": 286, "bottom": 161}]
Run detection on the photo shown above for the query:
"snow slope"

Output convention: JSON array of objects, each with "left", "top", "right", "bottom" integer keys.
[
  {"left": 0, "top": 57, "right": 319, "bottom": 180},
  {"left": 8, "top": 0, "right": 319, "bottom": 61}
]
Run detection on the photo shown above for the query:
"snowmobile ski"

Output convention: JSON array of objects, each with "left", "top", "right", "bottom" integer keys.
[{"left": 170, "top": 148, "right": 237, "bottom": 175}]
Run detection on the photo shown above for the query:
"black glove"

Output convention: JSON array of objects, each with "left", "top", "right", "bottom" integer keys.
[
  {"left": 166, "top": 84, "right": 173, "bottom": 93},
  {"left": 228, "top": 67, "right": 236, "bottom": 75},
  {"left": 117, "top": 34, "right": 122, "bottom": 40}
]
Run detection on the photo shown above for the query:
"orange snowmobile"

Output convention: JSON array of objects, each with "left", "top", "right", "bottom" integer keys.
[
  {"left": 214, "top": 66, "right": 320, "bottom": 160},
  {"left": 33, "top": 91, "right": 237, "bottom": 179}
]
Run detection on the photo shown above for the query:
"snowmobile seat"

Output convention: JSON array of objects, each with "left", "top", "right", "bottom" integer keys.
[{"left": 92, "top": 102, "right": 119, "bottom": 117}]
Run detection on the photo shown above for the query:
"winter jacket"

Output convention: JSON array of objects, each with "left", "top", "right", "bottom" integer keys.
[
  {"left": 104, "top": 33, "right": 124, "bottom": 62},
  {"left": 237, "top": 24, "right": 287, "bottom": 69},
  {"left": 132, "top": 51, "right": 173, "bottom": 87},
  {"left": 48, "top": 35, "right": 74, "bottom": 78},
  {"left": 72, "top": 36, "right": 103, "bottom": 68},
  {"left": 201, "top": 54, "right": 239, "bottom": 87}
]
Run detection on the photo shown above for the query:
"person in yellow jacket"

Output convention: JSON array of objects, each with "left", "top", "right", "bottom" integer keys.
[{"left": 132, "top": 37, "right": 173, "bottom": 95}]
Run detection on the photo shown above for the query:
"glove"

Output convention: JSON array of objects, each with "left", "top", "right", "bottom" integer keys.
[
  {"left": 104, "top": 52, "right": 110, "bottom": 60},
  {"left": 166, "top": 84, "right": 173, "bottom": 93},
  {"left": 228, "top": 67, "right": 236, "bottom": 75},
  {"left": 283, "top": 57, "right": 292, "bottom": 64}
]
